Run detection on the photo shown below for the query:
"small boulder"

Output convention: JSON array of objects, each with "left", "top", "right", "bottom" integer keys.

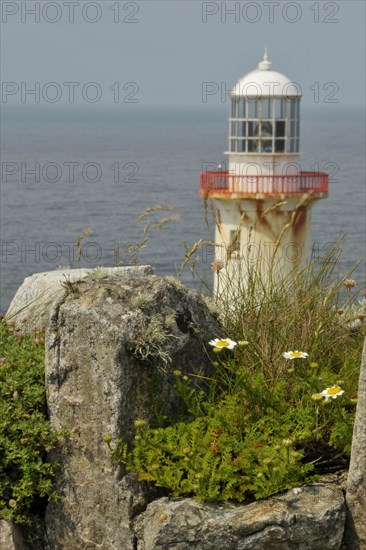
[{"left": 135, "top": 484, "right": 346, "bottom": 550}]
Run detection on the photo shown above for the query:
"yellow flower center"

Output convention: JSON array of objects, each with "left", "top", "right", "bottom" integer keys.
[
  {"left": 327, "top": 386, "right": 341, "bottom": 395},
  {"left": 290, "top": 351, "right": 303, "bottom": 358},
  {"left": 216, "top": 340, "right": 229, "bottom": 347}
]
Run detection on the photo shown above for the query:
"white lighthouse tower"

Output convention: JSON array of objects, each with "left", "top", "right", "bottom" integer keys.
[{"left": 200, "top": 51, "right": 328, "bottom": 296}]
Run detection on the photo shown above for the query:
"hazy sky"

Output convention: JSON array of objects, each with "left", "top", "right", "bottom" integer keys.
[{"left": 1, "top": 0, "right": 365, "bottom": 106}]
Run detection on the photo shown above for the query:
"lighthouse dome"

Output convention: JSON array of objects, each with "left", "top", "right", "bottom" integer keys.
[{"left": 231, "top": 50, "right": 301, "bottom": 98}]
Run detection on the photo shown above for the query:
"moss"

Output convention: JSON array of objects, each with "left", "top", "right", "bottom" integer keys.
[
  {"left": 129, "top": 315, "right": 178, "bottom": 369},
  {"left": 130, "top": 292, "right": 156, "bottom": 311}
]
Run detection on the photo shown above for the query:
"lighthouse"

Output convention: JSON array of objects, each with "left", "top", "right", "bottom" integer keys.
[{"left": 200, "top": 50, "right": 328, "bottom": 296}]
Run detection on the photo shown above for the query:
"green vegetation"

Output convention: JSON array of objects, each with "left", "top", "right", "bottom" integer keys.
[
  {"left": 0, "top": 320, "right": 62, "bottom": 526},
  {"left": 1, "top": 211, "right": 365, "bottom": 520},
  {"left": 109, "top": 250, "right": 365, "bottom": 502}
]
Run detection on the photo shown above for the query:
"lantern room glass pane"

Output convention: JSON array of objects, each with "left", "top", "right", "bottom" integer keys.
[
  {"left": 261, "top": 121, "right": 273, "bottom": 138},
  {"left": 261, "top": 98, "right": 272, "bottom": 118},
  {"left": 290, "top": 120, "right": 299, "bottom": 139},
  {"left": 275, "top": 139, "right": 285, "bottom": 152},
  {"left": 248, "top": 121, "right": 256, "bottom": 136},
  {"left": 231, "top": 98, "right": 238, "bottom": 118},
  {"left": 238, "top": 98, "right": 245, "bottom": 118},
  {"left": 231, "top": 139, "right": 247, "bottom": 152},
  {"left": 247, "top": 99, "right": 257, "bottom": 118},
  {"left": 248, "top": 139, "right": 257, "bottom": 152},
  {"left": 284, "top": 100, "right": 294, "bottom": 119},
  {"left": 262, "top": 140, "right": 272, "bottom": 153},
  {"left": 288, "top": 138, "right": 299, "bottom": 153},
  {"left": 291, "top": 101, "right": 296, "bottom": 119},
  {"left": 289, "top": 99, "right": 300, "bottom": 119},
  {"left": 274, "top": 98, "right": 283, "bottom": 118},
  {"left": 275, "top": 121, "right": 285, "bottom": 137}
]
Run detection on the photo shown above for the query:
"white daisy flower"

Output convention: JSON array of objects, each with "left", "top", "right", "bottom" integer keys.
[
  {"left": 320, "top": 386, "right": 345, "bottom": 401},
  {"left": 209, "top": 338, "right": 237, "bottom": 352},
  {"left": 283, "top": 351, "right": 309, "bottom": 360}
]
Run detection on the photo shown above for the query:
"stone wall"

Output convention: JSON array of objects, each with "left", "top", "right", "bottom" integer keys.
[
  {"left": 134, "top": 483, "right": 346, "bottom": 550},
  {"left": 2, "top": 269, "right": 365, "bottom": 549}
]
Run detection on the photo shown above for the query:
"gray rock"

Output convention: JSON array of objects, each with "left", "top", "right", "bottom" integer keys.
[
  {"left": 44, "top": 275, "right": 220, "bottom": 549},
  {"left": 0, "top": 521, "right": 27, "bottom": 550},
  {"left": 135, "top": 484, "right": 346, "bottom": 550},
  {"left": 344, "top": 337, "right": 366, "bottom": 549},
  {"left": 5, "top": 266, "right": 154, "bottom": 331}
]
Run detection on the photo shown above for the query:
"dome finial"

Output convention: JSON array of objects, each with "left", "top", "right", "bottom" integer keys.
[{"left": 258, "top": 48, "right": 272, "bottom": 71}]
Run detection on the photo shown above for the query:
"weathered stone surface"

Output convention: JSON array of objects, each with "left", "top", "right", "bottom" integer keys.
[
  {"left": 5, "top": 266, "right": 154, "bottom": 331},
  {"left": 44, "top": 275, "right": 220, "bottom": 550},
  {"left": 135, "top": 484, "right": 346, "bottom": 550},
  {"left": 0, "top": 521, "right": 27, "bottom": 550},
  {"left": 344, "top": 337, "right": 366, "bottom": 549}
]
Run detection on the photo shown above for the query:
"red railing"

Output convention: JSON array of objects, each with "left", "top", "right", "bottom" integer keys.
[{"left": 200, "top": 171, "right": 328, "bottom": 196}]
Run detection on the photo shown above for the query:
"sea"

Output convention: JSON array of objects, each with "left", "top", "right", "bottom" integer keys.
[{"left": 1, "top": 104, "right": 365, "bottom": 313}]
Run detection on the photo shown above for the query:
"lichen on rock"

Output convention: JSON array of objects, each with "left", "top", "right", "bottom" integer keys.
[{"left": 44, "top": 273, "right": 220, "bottom": 549}]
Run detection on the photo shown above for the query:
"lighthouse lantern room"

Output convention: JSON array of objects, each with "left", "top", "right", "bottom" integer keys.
[{"left": 200, "top": 51, "right": 328, "bottom": 296}]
